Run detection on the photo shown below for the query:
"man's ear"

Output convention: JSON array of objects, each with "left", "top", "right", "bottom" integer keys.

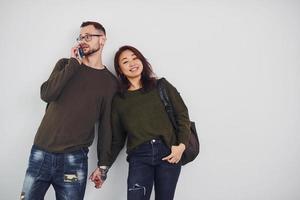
[{"left": 100, "top": 36, "right": 107, "bottom": 47}]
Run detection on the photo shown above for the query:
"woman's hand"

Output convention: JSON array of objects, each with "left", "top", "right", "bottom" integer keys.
[
  {"left": 89, "top": 167, "right": 104, "bottom": 189},
  {"left": 162, "top": 143, "right": 186, "bottom": 164}
]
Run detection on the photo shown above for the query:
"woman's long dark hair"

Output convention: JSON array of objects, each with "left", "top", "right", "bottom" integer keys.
[{"left": 114, "top": 45, "right": 157, "bottom": 94}]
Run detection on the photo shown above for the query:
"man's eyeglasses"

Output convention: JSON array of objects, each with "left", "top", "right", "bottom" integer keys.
[{"left": 76, "top": 34, "right": 103, "bottom": 42}]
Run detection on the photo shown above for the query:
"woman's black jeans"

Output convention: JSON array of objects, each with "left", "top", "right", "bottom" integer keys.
[{"left": 127, "top": 139, "right": 181, "bottom": 200}]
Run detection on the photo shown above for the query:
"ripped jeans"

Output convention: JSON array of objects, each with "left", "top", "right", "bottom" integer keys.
[
  {"left": 127, "top": 139, "right": 181, "bottom": 200},
  {"left": 20, "top": 145, "right": 88, "bottom": 200}
]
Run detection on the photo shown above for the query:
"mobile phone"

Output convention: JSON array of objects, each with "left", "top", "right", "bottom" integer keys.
[{"left": 78, "top": 47, "right": 85, "bottom": 59}]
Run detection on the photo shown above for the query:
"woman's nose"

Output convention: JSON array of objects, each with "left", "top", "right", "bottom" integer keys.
[{"left": 129, "top": 60, "right": 135, "bottom": 66}]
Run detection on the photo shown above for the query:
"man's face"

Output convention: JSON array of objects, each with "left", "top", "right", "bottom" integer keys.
[{"left": 78, "top": 25, "right": 106, "bottom": 56}]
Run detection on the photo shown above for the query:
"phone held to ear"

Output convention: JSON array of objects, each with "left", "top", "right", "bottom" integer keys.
[{"left": 77, "top": 47, "right": 84, "bottom": 59}]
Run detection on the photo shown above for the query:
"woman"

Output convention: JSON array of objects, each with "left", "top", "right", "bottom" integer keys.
[{"left": 110, "top": 45, "right": 191, "bottom": 200}]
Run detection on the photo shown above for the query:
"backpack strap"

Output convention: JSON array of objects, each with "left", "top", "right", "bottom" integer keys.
[{"left": 157, "top": 78, "right": 178, "bottom": 130}]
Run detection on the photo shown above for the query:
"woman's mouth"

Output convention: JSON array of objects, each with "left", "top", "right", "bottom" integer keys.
[{"left": 129, "top": 67, "right": 139, "bottom": 72}]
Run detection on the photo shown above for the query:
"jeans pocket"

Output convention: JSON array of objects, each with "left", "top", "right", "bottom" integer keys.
[
  {"left": 160, "top": 143, "right": 171, "bottom": 157},
  {"left": 126, "top": 146, "right": 141, "bottom": 163},
  {"left": 80, "top": 147, "right": 89, "bottom": 159},
  {"left": 27, "top": 148, "right": 45, "bottom": 177}
]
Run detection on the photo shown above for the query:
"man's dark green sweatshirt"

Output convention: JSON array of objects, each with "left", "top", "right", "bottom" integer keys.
[{"left": 34, "top": 58, "right": 117, "bottom": 166}]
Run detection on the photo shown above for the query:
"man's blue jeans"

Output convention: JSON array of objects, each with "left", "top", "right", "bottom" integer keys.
[
  {"left": 20, "top": 145, "right": 88, "bottom": 200},
  {"left": 127, "top": 139, "right": 181, "bottom": 200}
]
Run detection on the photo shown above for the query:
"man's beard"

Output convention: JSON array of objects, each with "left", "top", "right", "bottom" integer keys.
[{"left": 84, "top": 45, "right": 100, "bottom": 57}]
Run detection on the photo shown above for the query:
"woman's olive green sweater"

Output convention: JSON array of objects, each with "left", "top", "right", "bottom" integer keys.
[{"left": 109, "top": 78, "right": 191, "bottom": 165}]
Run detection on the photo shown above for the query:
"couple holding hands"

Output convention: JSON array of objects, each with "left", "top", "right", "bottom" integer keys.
[{"left": 21, "top": 21, "right": 191, "bottom": 200}]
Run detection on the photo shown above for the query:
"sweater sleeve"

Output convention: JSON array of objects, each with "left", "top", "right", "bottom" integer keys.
[
  {"left": 164, "top": 79, "right": 191, "bottom": 147},
  {"left": 109, "top": 97, "right": 127, "bottom": 167},
  {"left": 40, "top": 58, "right": 81, "bottom": 103},
  {"left": 97, "top": 84, "right": 118, "bottom": 167}
]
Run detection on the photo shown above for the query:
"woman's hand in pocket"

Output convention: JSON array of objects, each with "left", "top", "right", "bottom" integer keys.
[{"left": 162, "top": 143, "right": 186, "bottom": 164}]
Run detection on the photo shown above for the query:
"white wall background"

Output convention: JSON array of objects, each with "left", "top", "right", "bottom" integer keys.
[{"left": 0, "top": 0, "right": 299, "bottom": 199}]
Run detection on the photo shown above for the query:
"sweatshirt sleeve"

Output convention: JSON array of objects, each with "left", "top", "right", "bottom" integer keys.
[
  {"left": 97, "top": 84, "right": 118, "bottom": 167},
  {"left": 109, "top": 97, "right": 127, "bottom": 167},
  {"left": 164, "top": 78, "right": 191, "bottom": 147},
  {"left": 40, "top": 58, "right": 81, "bottom": 103}
]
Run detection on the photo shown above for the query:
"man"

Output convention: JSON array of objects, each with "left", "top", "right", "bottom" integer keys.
[{"left": 20, "top": 21, "right": 117, "bottom": 200}]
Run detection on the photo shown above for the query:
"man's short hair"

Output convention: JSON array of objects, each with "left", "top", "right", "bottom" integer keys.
[{"left": 80, "top": 21, "right": 106, "bottom": 35}]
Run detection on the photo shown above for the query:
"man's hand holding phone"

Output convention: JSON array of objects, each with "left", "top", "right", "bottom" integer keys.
[{"left": 71, "top": 45, "right": 84, "bottom": 64}]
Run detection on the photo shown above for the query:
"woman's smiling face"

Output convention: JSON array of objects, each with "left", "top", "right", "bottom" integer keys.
[{"left": 118, "top": 49, "right": 144, "bottom": 80}]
